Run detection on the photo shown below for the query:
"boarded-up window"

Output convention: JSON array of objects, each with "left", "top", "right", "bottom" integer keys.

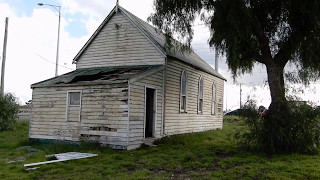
[
  {"left": 212, "top": 83, "right": 216, "bottom": 115},
  {"left": 198, "top": 76, "right": 204, "bottom": 114},
  {"left": 180, "top": 70, "right": 187, "bottom": 112}
]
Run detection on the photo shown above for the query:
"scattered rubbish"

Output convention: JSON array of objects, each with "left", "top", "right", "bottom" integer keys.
[
  {"left": 26, "top": 167, "right": 40, "bottom": 171},
  {"left": 24, "top": 152, "right": 98, "bottom": 167},
  {"left": 7, "top": 160, "right": 24, "bottom": 164},
  {"left": 16, "top": 146, "right": 41, "bottom": 152}
]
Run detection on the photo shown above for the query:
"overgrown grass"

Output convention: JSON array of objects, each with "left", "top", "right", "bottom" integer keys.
[{"left": 1, "top": 119, "right": 320, "bottom": 179}]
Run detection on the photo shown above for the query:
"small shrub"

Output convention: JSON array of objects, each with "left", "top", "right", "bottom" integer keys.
[
  {"left": 235, "top": 99, "right": 320, "bottom": 154},
  {"left": 0, "top": 93, "right": 19, "bottom": 130},
  {"left": 234, "top": 100, "right": 263, "bottom": 151}
]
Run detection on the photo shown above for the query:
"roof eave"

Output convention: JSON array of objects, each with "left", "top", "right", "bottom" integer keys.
[
  {"left": 72, "top": 6, "right": 167, "bottom": 64},
  {"left": 72, "top": 6, "right": 117, "bottom": 64},
  {"left": 168, "top": 55, "right": 226, "bottom": 81},
  {"left": 118, "top": 6, "right": 167, "bottom": 58}
]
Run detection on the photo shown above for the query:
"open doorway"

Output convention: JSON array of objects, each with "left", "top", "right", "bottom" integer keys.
[{"left": 145, "top": 88, "right": 156, "bottom": 138}]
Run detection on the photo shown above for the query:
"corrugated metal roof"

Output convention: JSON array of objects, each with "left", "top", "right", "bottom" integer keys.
[
  {"left": 31, "top": 65, "right": 159, "bottom": 88},
  {"left": 72, "top": 6, "right": 225, "bottom": 80}
]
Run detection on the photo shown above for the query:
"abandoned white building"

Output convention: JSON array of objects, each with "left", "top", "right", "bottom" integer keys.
[{"left": 30, "top": 5, "right": 225, "bottom": 150}]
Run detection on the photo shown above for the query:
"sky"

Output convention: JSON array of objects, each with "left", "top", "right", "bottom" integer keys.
[{"left": 0, "top": 0, "right": 319, "bottom": 110}]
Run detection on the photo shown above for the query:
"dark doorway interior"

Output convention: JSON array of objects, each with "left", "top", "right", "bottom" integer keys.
[{"left": 145, "top": 88, "right": 155, "bottom": 138}]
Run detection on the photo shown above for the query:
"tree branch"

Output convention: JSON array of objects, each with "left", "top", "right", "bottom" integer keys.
[
  {"left": 252, "top": 52, "right": 264, "bottom": 64},
  {"left": 274, "top": 31, "right": 302, "bottom": 68},
  {"left": 253, "top": 24, "right": 274, "bottom": 66}
]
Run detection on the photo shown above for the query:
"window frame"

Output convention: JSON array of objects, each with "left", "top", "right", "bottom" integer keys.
[
  {"left": 211, "top": 83, "right": 216, "bottom": 115},
  {"left": 180, "top": 69, "right": 188, "bottom": 113},
  {"left": 66, "top": 90, "right": 82, "bottom": 122},
  {"left": 198, "top": 76, "right": 204, "bottom": 114},
  {"left": 68, "top": 91, "right": 82, "bottom": 107}
]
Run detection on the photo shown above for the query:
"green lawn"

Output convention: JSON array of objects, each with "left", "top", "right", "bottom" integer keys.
[{"left": 1, "top": 118, "right": 320, "bottom": 179}]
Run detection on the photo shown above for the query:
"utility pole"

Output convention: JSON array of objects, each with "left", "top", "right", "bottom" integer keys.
[
  {"left": 38, "top": 3, "right": 61, "bottom": 77},
  {"left": 215, "top": 48, "right": 218, "bottom": 72},
  {"left": 55, "top": 6, "right": 60, "bottom": 77},
  {"left": 225, "top": 88, "right": 228, "bottom": 112},
  {"left": 239, "top": 84, "right": 242, "bottom": 108},
  {"left": 1, "top": 17, "right": 8, "bottom": 96}
]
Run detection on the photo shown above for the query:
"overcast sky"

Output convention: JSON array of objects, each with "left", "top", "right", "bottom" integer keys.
[{"left": 0, "top": 0, "right": 319, "bottom": 110}]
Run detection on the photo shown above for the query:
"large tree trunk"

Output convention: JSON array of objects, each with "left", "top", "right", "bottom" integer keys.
[
  {"left": 263, "top": 63, "right": 292, "bottom": 153},
  {"left": 265, "top": 63, "right": 288, "bottom": 115},
  {"left": 266, "top": 64, "right": 286, "bottom": 103}
]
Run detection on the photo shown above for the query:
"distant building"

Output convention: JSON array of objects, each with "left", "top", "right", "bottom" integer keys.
[{"left": 18, "top": 105, "right": 31, "bottom": 120}]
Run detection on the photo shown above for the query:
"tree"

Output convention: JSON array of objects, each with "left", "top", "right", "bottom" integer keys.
[
  {"left": 0, "top": 93, "right": 19, "bottom": 130},
  {"left": 149, "top": 0, "right": 320, "bottom": 152}
]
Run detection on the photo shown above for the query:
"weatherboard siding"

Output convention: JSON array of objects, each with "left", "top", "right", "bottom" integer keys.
[
  {"left": 76, "top": 12, "right": 165, "bottom": 69},
  {"left": 164, "top": 58, "right": 224, "bottom": 135},
  {"left": 127, "top": 70, "right": 164, "bottom": 150},
  {"left": 30, "top": 83, "right": 129, "bottom": 148}
]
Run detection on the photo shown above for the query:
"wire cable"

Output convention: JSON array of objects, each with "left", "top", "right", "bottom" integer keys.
[{"left": 10, "top": 27, "right": 75, "bottom": 71}]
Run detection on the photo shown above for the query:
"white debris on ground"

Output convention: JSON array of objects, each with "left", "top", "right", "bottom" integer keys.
[
  {"left": 26, "top": 167, "right": 40, "bottom": 171},
  {"left": 24, "top": 152, "right": 98, "bottom": 167},
  {"left": 7, "top": 160, "right": 25, "bottom": 164}
]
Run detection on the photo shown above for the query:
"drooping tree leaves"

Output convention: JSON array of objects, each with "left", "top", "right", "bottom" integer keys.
[
  {"left": 150, "top": 0, "right": 320, "bottom": 153},
  {"left": 149, "top": 0, "right": 320, "bottom": 82}
]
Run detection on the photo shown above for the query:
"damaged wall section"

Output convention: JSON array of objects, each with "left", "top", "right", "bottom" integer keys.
[{"left": 30, "top": 82, "right": 129, "bottom": 149}]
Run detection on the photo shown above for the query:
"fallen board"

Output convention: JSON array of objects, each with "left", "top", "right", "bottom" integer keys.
[{"left": 24, "top": 152, "right": 98, "bottom": 167}]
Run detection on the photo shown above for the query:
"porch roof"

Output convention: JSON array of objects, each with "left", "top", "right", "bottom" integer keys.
[{"left": 31, "top": 65, "right": 161, "bottom": 88}]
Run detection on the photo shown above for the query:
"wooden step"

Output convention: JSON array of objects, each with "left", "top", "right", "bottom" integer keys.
[{"left": 143, "top": 138, "right": 157, "bottom": 147}]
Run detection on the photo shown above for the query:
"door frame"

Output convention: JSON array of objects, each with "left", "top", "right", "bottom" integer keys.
[{"left": 144, "top": 86, "right": 157, "bottom": 138}]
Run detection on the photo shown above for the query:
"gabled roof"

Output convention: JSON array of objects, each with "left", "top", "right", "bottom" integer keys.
[
  {"left": 31, "top": 65, "right": 160, "bottom": 88},
  {"left": 72, "top": 6, "right": 225, "bottom": 80}
]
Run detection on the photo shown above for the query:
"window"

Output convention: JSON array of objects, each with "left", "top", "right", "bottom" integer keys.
[
  {"left": 198, "top": 76, "right": 204, "bottom": 114},
  {"left": 68, "top": 92, "right": 81, "bottom": 106},
  {"left": 212, "top": 83, "right": 216, "bottom": 115},
  {"left": 180, "top": 70, "right": 187, "bottom": 112},
  {"left": 66, "top": 91, "right": 82, "bottom": 122}
]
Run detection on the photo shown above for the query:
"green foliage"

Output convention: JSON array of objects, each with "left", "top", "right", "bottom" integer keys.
[
  {"left": 150, "top": 2, "right": 320, "bottom": 151},
  {"left": 3, "top": 120, "right": 320, "bottom": 179},
  {"left": 150, "top": 0, "right": 320, "bottom": 81},
  {"left": 0, "top": 93, "right": 19, "bottom": 131},
  {"left": 223, "top": 115, "right": 243, "bottom": 123},
  {"left": 235, "top": 99, "right": 320, "bottom": 154}
]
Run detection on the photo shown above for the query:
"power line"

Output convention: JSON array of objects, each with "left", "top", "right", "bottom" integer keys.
[
  {"left": 32, "top": 50, "right": 74, "bottom": 71},
  {"left": 10, "top": 29, "right": 75, "bottom": 71}
]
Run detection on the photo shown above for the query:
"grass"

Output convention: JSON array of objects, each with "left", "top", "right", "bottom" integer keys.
[{"left": 1, "top": 117, "right": 320, "bottom": 179}]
